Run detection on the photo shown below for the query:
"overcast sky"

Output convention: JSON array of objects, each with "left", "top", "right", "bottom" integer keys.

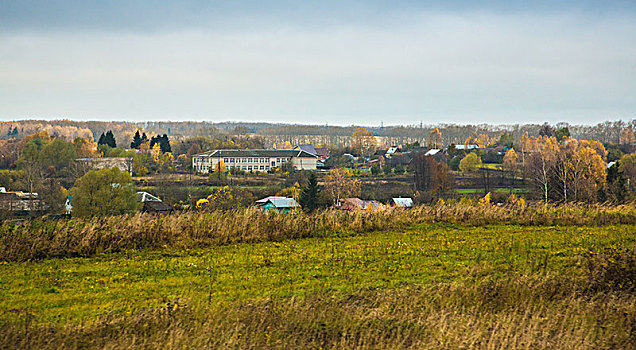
[{"left": 0, "top": 1, "right": 634, "bottom": 125}]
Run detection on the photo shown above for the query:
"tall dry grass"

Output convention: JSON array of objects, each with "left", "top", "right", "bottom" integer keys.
[
  {"left": 3, "top": 273, "right": 634, "bottom": 349},
  {"left": 1, "top": 203, "right": 635, "bottom": 262}
]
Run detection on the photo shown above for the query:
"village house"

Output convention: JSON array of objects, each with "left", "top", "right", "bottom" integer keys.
[{"left": 192, "top": 149, "right": 318, "bottom": 173}]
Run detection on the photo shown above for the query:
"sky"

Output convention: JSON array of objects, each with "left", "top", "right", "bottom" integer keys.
[{"left": 0, "top": 1, "right": 635, "bottom": 126}]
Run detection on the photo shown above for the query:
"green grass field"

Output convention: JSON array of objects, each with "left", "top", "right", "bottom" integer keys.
[
  {"left": 2, "top": 206, "right": 635, "bottom": 349},
  {"left": 1, "top": 223, "right": 632, "bottom": 325}
]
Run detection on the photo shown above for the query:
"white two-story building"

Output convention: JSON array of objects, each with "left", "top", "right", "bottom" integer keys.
[{"left": 192, "top": 149, "right": 318, "bottom": 173}]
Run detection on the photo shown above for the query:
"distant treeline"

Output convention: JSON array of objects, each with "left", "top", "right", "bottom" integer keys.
[{"left": 1, "top": 120, "right": 634, "bottom": 148}]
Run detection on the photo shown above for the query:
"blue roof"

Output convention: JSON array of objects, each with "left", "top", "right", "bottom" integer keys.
[{"left": 258, "top": 197, "right": 300, "bottom": 208}]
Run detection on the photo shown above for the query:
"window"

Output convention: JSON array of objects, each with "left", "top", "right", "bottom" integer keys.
[
  {"left": 248, "top": 158, "right": 252, "bottom": 163},
  {"left": 260, "top": 158, "right": 265, "bottom": 163},
  {"left": 259, "top": 165, "right": 264, "bottom": 170},
  {"left": 230, "top": 158, "right": 235, "bottom": 163},
  {"left": 282, "top": 158, "right": 287, "bottom": 163},
  {"left": 243, "top": 158, "right": 247, "bottom": 162},
  {"left": 223, "top": 158, "right": 228, "bottom": 163},
  {"left": 248, "top": 166, "right": 252, "bottom": 171},
  {"left": 276, "top": 158, "right": 280, "bottom": 162},
  {"left": 266, "top": 166, "right": 270, "bottom": 170}
]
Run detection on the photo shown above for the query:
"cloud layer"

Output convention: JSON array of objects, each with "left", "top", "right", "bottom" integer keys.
[{"left": 0, "top": 1, "right": 634, "bottom": 125}]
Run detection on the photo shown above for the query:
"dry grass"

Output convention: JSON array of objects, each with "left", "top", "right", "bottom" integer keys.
[
  {"left": 3, "top": 273, "right": 634, "bottom": 350},
  {"left": 1, "top": 203, "right": 635, "bottom": 262}
]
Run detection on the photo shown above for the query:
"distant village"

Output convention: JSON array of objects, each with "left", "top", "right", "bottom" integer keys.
[{"left": 0, "top": 120, "right": 634, "bottom": 219}]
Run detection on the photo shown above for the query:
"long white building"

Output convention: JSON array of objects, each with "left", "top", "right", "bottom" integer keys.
[{"left": 192, "top": 149, "right": 318, "bottom": 173}]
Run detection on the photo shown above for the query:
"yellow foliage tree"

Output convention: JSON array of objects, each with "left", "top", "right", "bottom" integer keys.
[
  {"left": 459, "top": 152, "right": 482, "bottom": 173},
  {"left": 352, "top": 127, "right": 377, "bottom": 157},
  {"left": 324, "top": 167, "right": 361, "bottom": 205},
  {"left": 427, "top": 127, "right": 442, "bottom": 149},
  {"left": 276, "top": 182, "right": 301, "bottom": 200}
]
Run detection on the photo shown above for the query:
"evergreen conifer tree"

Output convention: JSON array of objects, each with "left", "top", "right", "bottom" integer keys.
[
  {"left": 104, "top": 130, "right": 117, "bottom": 148},
  {"left": 97, "top": 132, "right": 106, "bottom": 146},
  {"left": 131, "top": 130, "right": 142, "bottom": 149},
  {"left": 299, "top": 172, "right": 320, "bottom": 211}
]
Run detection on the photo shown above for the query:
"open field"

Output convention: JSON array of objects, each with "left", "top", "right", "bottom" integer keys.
[{"left": 1, "top": 205, "right": 636, "bottom": 349}]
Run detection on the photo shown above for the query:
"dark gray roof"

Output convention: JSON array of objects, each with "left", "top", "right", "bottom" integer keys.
[
  {"left": 193, "top": 149, "right": 317, "bottom": 158},
  {"left": 294, "top": 144, "right": 317, "bottom": 156}
]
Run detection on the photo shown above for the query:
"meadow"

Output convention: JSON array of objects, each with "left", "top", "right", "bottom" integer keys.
[{"left": 1, "top": 204, "right": 636, "bottom": 349}]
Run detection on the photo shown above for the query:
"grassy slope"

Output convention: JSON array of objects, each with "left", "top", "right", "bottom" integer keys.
[{"left": 1, "top": 223, "right": 633, "bottom": 326}]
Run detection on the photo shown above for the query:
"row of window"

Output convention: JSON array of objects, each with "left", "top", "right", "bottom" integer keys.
[
  {"left": 223, "top": 157, "right": 287, "bottom": 164},
  {"left": 193, "top": 165, "right": 269, "bottom": 172},
  {"left": 230, "top": 165, "right": 270, "bottom": 171},
  {"left": 193, "top": 157, "right": 288, "bottom": 164}
]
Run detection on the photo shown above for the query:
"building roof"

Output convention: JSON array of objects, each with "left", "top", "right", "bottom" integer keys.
[
  {"left": 392, "top": 197, "right": 414, "bottom": 207},
  {"left": 255, "top": 196, "right": 288, "bottom": 203},
  {"left": 453, "top": 144, "right": 479, "bottom": 150},
  {"left": 339, "top": 198, "right": 384, "bottom": 211},
  {"left": 294, "top": 144, "right": 317, "bottom": 156},
  {"left": 193, "top": 149, "right": 317, "bottom": 158},
  {"left": 137, "top": 191, "right": 162, "bottom": 202},
  {"left": 386, "top": 147, "right": 399, "bottom": 155},
  {"left": 425, "top": 149, "right": 441, "bottom": 156},
  {"left": 257, "top": 197, "right": 300, "bottom": 208}
]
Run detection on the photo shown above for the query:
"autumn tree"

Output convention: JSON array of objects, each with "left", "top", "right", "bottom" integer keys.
[
  {"left": 213, "top": 160, "right": 228, "bottom": 180},
  {"left": 502, "top": 149, "right": 518, "bottom": 172},
  {"left": 69, "top": 167, "right": 137, "bottom": 217},
  {"left": 413, "top": 153, "right": 453, "bottom": 197},
  {"left": 427, "top": 127, "right": 442, "bottom": 149},
  {"left": 552, "top": 138, "right": 577, "bottom": 202},
  {"left": 525, "top": 135, "right": 558, "bottom": 203},
  {"left": 324, "top": 167, "right": 361, "bottom": 205},
  {"left": 620, "top": 126, "right": 635, "bottom": 145},
  {"left": 502, "top": 148, "right": 519, "bottom": 192},
  {"left": 276, "top": 182, "right": 301, "bottom": 201},
  {"left": 569, "top": 144, "right": 606, "bottom": 202},
  {"left": 459, "top": 152, "right": 482, "bottom": 173},
  {"left": 352, "top": 127, "right": 377, "bottom": 158},
  {"left": 73, "top": 137, "right": 101, "bottom": 158}
]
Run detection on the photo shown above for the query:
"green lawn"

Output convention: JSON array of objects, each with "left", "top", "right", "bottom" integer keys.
[{"left": 1, "top": 223, "right": 632, "bottom": 326}]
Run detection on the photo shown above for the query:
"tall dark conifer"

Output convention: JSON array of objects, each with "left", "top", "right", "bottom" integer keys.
[
  {"left": 299, "top": 173, "right": 320, "bottom": 212},
  {"left": 131, "top": 130, "right": 142, "bottom": 149},
  {"left": 104, "top": 130, "right": 116, "bottom": 148}
]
